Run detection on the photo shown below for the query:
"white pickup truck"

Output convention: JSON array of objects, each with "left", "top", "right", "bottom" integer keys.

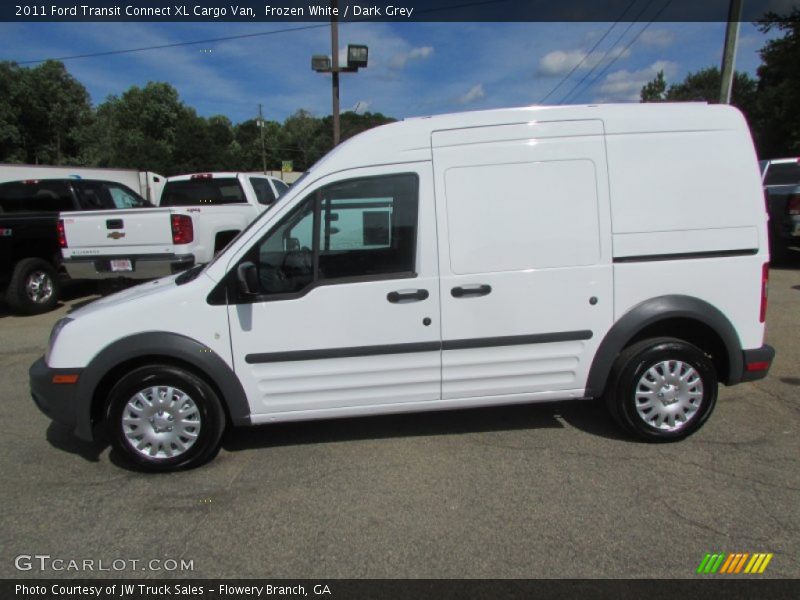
[{"left": 60, "top": 172, "right": 289, "bottom": 280}]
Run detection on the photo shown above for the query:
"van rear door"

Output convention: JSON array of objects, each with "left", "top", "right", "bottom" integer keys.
[{"left": 432, "top": 119, "right": 614, "bottom": 400}]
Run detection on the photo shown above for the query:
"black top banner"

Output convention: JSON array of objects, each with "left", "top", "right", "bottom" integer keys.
[{"left": 2, "top": 0, "right": 799, "bottom": 23}]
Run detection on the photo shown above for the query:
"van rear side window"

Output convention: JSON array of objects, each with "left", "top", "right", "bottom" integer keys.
[
  {"left": 161, "top": 178, "right": 246, "bottom": 206},
  {"left": 444, "top": 160, "right": 600, "bottom": 274}
]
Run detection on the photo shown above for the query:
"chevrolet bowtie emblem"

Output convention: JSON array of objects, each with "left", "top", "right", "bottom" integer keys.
[{"left": 107, "top": 231, "right": 126, "bottom": 240}]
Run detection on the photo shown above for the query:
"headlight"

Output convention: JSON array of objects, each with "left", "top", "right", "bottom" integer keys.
[{"left": 45, "top": 317, "right": 73, "bottom": 364}]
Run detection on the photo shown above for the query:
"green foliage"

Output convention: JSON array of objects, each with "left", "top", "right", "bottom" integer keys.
[
  {"left": 0, "top": 60, "right": 91, "bottom": 164},
  {"left": 640, "top": 70, "right": 667, "bottom": 102},
  {"left": 754, "top": 9, "right": 800, "bottom": 158},
  {"left": 0, "top": 59, "right": 397, "bottom": 174},
  {"left": 640, "top": 67, "right": 757, "bottom": 114}
]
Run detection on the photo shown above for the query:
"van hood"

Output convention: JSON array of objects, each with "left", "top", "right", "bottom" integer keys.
[{"left": 70, "top": 273, "right": 181, "bottom": 318}]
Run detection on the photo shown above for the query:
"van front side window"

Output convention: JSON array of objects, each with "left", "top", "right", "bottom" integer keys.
[{"left": 241, "top": 173, "right": 418, "bottom": 299}]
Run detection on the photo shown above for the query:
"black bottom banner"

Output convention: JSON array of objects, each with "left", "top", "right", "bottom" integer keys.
[{"left": 4, "top": 579, "right": 800, "bottom": 600}]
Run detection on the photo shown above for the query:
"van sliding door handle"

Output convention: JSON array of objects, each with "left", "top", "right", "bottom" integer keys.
[
  {"left": 451, "top": 284, "right": 492, "bottom": 298},
  {"left": 387, "top": 289, "right": 429, "bottom": 303}
]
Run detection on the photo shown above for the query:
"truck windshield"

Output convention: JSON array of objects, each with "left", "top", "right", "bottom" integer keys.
[
  {"left": 764, "top": 162, "right": 800, "bottom": 186},
  {"left": 160, "top": 178, "right": 246, "bottom": 206},
  {"left": 0, "top": 181, "right": 73, "bottom": 213}
]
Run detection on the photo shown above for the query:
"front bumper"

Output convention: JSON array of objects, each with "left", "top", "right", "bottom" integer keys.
[
  {"left": 29, "top": 357, "right": 86, "bottom": 436},
  {"left": 739, "top": 344, "right": 776, "bottom": 383},
  {"left": 63, "top": 253, "right": 194, "bottom": 280}
]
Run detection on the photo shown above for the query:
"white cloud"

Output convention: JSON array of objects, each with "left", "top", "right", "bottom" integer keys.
[
  {"left": 458, "top": 84, "right": 485, "bottom": 105},
  {"left": 388, "top": 46, "right": 434, "bottom": 69},
  {"left": 538, "top": 46, "right": 631, "bottom": 75},
  {"left": 349, "top": 100, "right": 371, "bottom": 113},
  {"left": 638, "top": 29, "right": 675, "bottom": 48},
  {"left": 538, "top": 50, "right": 587, "bottom": 75},
  {"left": 593, "top": 60, "right": 679, "bottom": 103}
]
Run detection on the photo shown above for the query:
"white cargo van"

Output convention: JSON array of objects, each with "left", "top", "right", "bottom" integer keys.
[{"left": 30, "top": 103, "right": 775, "bottom": 471}]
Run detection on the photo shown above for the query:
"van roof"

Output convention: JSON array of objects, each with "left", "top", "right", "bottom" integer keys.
[{"left": 310, "top": 102, "right": 747, "bottom": 176}]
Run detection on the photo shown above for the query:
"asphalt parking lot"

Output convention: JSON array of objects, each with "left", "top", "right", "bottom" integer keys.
[{"left": 1, "top": 265, "right": 799, "bottom": 580}]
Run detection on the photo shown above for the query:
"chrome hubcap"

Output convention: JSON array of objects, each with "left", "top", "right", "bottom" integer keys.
[
  {"left": 25, "top": 271, "right": 54, "bottom": 304},
  {"left": 635, "top": 360, "right": 704, "bottom": 432},
  {"left": 122, "top": 386, "right": 201, "bottom": 459}
]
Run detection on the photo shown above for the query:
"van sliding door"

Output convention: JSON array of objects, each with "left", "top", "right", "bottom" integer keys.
[{"left": 432, "top": 119, "right": 614, "bottom": 402}]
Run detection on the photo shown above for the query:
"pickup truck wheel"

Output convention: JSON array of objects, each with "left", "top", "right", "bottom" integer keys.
[
  {"left": 5, "top": 258, "right": 61, "bottom": 314},
  {"left": 106, "top": 365, "right": 226, "bottom": 472},
  {"left": 604, "top": 337, "right": 717, "bottom": 441}
]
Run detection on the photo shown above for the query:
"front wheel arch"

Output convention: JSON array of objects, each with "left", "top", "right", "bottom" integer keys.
[{"left": 76, "top": 332, "right": 250, "bottom": 442}]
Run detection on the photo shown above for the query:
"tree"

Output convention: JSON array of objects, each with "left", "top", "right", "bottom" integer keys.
[
  {"left": 640, "top": 70, "right": 667, "bottom": 102},
  {"left": 0, "top": 62, "right": 24, "bottom": 162},
  {"left": 639, "top": 67, "right": 757, "bottom": 126},
  {"left": 86, "top": 82, "right": 184, "bottom": 172},
  {"left": 282, "top": 109, "right": 326, "bottom": 171},
  {"left": 0, "top": 60, "right": 91, "bottom": 164},
  {"left": 754, "top": 9, "right": 800, "bottom": 158}
]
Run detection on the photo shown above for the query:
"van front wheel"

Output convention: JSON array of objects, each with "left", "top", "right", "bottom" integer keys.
[
  {"left": 604, "top": 337, "right": 717, "bottom": 441},
  {"left": 106, "top": 365, "right": 226, "bottom": 471}
]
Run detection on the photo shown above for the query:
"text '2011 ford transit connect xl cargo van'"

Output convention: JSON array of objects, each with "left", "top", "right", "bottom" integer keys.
[{"left": 31, "top": 103, "right": 775, "bottom": 471}]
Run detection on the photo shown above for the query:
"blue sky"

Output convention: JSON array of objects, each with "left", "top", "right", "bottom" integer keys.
[{"left": 0, "top": 20, "right": 779, "bottom": 124}]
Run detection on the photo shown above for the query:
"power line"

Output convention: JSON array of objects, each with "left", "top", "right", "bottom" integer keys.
[
  {"left": 538, "top": 0, "right": 638, "bottom": 104},
  {"left": 561, "top": 0, "right": 673, "bottom": 104},
  {"left": 16, "top": 23, "right": 330, "bottom": 65},
  {"left": 557, "top": 0, "right": 658, "bottom": 105}
]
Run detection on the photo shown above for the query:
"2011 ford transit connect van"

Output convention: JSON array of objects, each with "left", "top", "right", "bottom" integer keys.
[{"left": 30, "top": 103, "right": 775, "bottom": 471}]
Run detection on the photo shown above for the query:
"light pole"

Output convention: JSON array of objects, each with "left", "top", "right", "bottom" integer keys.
[
  {"left": 311, "top": 1, "right": 368, "bottom": 146},
  {"left": 719, "top": 0, "right": 743, "bottom": 104}
]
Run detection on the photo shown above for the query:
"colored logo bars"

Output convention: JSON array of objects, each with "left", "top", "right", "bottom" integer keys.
[{"left": 697, "top": 553, "right": 773, "bottom": 574}]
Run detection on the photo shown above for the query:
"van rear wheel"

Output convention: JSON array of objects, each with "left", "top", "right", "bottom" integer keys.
[
  {"left": 604, "top": 337, "right": 717, "bottom": 441},
  {"left": 106, "top": 365, "right": 226, "bottom": 471}
]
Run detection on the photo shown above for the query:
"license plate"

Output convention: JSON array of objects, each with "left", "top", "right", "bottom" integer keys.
[{"left": 110, "top": 259, "right": 133, "bottom": 272}]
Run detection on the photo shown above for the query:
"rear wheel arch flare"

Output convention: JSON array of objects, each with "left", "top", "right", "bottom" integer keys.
[{"left": 585, "top": 295, "right": 743, "bottom": 398}]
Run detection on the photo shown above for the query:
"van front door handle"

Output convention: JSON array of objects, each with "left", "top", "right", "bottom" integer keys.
[
  {"left": 387, "top": 289, "right": 429, "bottom": 303},
  {"left": 451, "top": 284, "right": 492, "bottom": 298}
]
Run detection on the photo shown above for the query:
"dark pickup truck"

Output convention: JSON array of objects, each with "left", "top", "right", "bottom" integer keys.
[
  {"left": 0, "top": 178, "right": 150, "bottom": 314},
  {"left": 760, "top": 158, "right": 800, "bottom": 263}
]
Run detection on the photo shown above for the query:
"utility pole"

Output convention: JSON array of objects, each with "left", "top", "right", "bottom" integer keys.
[
  {"left": 311, "top": 2, "right": 367, "bottom": 146},
  {"left": 719, "top": 0, "right": 743, "bottom": 104},
  {"left": 258, "top": 103, "right": 267, "bottom": 174},
  {"left": 330, "top": 0, "right": 341, "bottom": 145}
]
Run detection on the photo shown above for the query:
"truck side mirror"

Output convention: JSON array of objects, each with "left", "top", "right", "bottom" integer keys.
[{"left": 236, "top": 261, "right": 259, "bottom": 296}]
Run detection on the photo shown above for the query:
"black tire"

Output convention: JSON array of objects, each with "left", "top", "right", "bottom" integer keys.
[
  {"left": 5, "top": 257, "right": 61, "bottom": 314},
  {"left": 603, "top": 337, "right": 717, "bottom": 442},
  {"left": 106, "top": 365, "right": 226, "bottom": 472}
]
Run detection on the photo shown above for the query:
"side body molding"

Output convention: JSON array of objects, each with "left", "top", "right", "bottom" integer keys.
[
  {"left": 74, "top": 332, "right": 250, "bottom": 440},
  {"left": 584, "top": 295, "right": 744, "bottom": 399}
]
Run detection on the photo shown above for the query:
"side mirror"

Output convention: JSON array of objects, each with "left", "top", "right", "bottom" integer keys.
[{"left": 236, "top": 261, "right": 259, "bottom": 296}]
